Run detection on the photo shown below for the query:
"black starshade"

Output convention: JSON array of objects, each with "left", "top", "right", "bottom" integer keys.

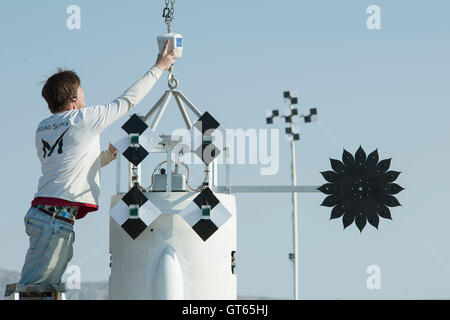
[{"left": 318, "top": 146, "right": 404, "bottom": 231}]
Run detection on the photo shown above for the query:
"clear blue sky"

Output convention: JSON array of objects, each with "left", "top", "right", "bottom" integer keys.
[{"left": 0, "top": 0, "right": 449, "bottom": 299}]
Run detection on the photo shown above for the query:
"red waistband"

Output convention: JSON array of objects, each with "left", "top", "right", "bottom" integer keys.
[{"left": 31, "top": 197, "right": 98, "bottom": 220}]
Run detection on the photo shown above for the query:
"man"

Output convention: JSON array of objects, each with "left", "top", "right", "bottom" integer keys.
[{"left": 19, "top": 40, "right": 176, "bottom": 285}]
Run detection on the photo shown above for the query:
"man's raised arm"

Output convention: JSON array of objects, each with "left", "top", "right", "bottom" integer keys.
[{"left": 80, "top": 40, "right": 176, "bottom": 134}]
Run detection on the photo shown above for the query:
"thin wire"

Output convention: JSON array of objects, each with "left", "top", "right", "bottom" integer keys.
[
  {"left": 396, "top": 214, "right": 450, "bottom": 274},
  {"left": 75, "top": 241, "right": 108, "bottom": 267},
  {"left": 317, "top": 119, "right": 344, "bottom": 149}
]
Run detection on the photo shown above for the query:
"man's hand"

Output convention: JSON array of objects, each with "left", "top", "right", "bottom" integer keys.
[
  {"left": 155, "top": 40, "right": 177, "bottom": 71},
  {"left": 108, "top": 143, "right": 118, "bottom": 157}
]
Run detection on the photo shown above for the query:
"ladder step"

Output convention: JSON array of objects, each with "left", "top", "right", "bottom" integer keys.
[{"left": 4, "top": 283, "right": 66, "bottom": 300}]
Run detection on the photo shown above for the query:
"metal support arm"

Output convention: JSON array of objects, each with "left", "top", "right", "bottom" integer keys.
[{"left": 211, "top": 185, "right": 320, "bottom": 194}]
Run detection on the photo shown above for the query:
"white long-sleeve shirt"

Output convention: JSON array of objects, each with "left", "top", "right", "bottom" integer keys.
[{"left": 33, "top": 65, "right": 163, "bottom": 218}]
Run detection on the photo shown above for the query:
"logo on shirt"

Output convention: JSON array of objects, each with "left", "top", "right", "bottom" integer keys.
[{"left": 42, "top": 128, "right": 69, "bottom": 158}]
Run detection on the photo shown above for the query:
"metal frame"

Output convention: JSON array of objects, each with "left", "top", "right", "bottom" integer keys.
[
  {"left": 211, "top": 185, "right": 320, "bottom": 194},
  {"left": 117, "top": 88, "right": 214, "bottom": 194},
  {"left": 114, "top": 84, "right": 322, "bottom": 301}
]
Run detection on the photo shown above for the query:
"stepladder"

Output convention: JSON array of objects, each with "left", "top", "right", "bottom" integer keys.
[{"left": 4, "top": 283, "right": 67, "bottom": 300}]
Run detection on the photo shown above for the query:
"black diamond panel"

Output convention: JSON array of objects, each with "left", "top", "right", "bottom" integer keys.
[
  {"left": 121, "top": 218, "right": 148, "bottom": 240},
  {"left": 123, "top": 146, "right": 149, "bottom": 166},
  {"left": 193, "top": 187, "right": 220, "bottom": 210},
  {"left": 194, "top": 144, "right": 221, "bottom": 165},
  {"left": 194, "top": 111, "right": 220, "bottom": 134},
  {"left": 122, "top": 185, "right": 148, "bottom": 207},
  {"left": 192, "top": 219, "right": 218, "bottom": 241},
  {"left": 122, "top": 114, "right": 148, "bottom": 135}
]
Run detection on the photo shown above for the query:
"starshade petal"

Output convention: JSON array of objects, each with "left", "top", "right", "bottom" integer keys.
[
  {"left": 384, "top": 171, "right": 401, "bottom": 183},
  {"left": 376, "top": 204, "right": 392, "bottom": 220},
  {"left": 383, "top": 195, "right": 401, "bottom": 207},
  {"left": 330, "top": 205, "right": 345, "bottom": 219},
  {"left": 320, "top": 171, "right": 338, "bottom": 183},
  {"left": 376, "top": 158, "right": 391, "bottom": 175},
  {"left": 355, "top": 213, "right": 367, "bottom": 232},
  {"left": 384, "top": 183, "right": 404, "bottom": 195},
  {"left": 367, "top": 211, "right": 379, "bottom": 229},
  {"left": 342, "top": 211, "right": 355, "bottom": 229},
  {"left": 318, "top": 183, "right": 337, "bottom": 195},
  {"left": 367, "top": 149, "right": 379, "bottom": 166},
  {"left": 355, "top": 146, "right": 366, "bottom": 165},
  {"left": 342, "top": 149, "right": 355, "bottom": 166},
  {"left": 330, "top": 159, "right": 345, "bottom": 174},
  {"left": 321, "top": 195, "right": 339, "bottom": 207}
]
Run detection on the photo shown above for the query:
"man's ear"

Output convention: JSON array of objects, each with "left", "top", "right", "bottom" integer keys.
[{"left": 70, "top": 93, "right": 77, "bottom": 109}]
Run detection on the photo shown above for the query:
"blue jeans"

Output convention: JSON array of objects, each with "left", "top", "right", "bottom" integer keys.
[{"left": 19, "top": 207, "right": 75, "bottom": 285}]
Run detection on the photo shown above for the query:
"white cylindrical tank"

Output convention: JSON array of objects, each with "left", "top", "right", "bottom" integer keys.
[{"left": 108, "top": 191, "right": 237, "bottom": 300}]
